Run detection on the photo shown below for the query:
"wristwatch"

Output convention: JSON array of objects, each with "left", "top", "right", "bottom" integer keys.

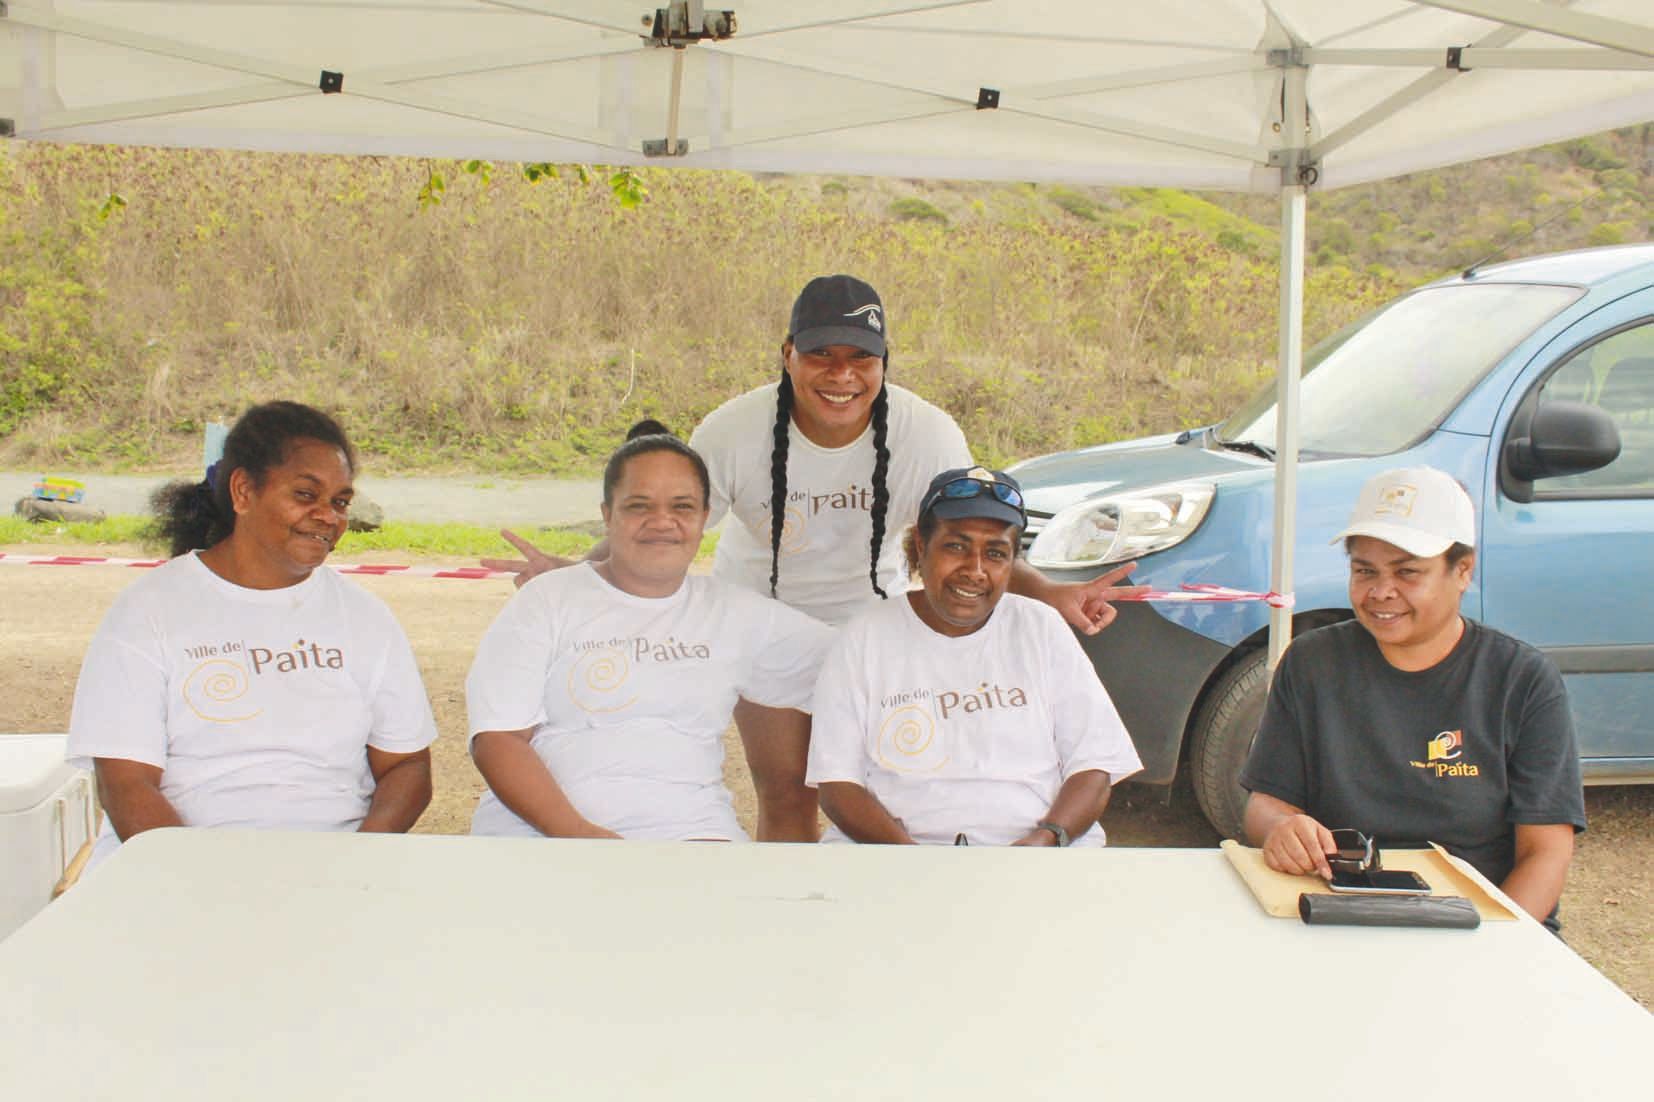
[{"left": 1036, "top": 820, "right": 1071, "bottom": 847}]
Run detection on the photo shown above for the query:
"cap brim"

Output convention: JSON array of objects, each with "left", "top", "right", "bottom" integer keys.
[
  {"left": 928, "top": 496, "right": 1026, "bottom": 531},
  {"left": 793, "top": 325, "right": 885, "bottom": 358},
  {"left": 1332, "top": 521, "right": 1456, "bottom": 559}
]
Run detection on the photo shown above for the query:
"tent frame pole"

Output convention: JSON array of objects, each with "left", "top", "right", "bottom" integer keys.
[
  {"left": 1267, "top": 62, "right": 1309, "bottom": 671},
  {"left": 1268, "top": 184, "right": 1306, "bottom": 670}
]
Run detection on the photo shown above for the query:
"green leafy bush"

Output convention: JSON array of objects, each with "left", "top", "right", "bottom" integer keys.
[{"left": 889, "top": 197, "right": 948, "bottom": 223}]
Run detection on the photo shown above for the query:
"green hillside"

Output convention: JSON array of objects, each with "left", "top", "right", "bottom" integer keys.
[{"left": 0, "top": 127, "right": 1647, "bottom": 475}]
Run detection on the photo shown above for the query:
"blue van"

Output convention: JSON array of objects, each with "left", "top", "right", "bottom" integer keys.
[{"left": 1011, "top": 245, "right": 1654, "bottom": 837}]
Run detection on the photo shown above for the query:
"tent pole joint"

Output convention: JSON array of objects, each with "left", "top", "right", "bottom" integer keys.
[
  {"left": 1266, "top": 47, "right": 1306, "bottom": 69},
  {"left": 1446, "top": 46, "right": 1472, "bottom": 72},
  {"left": 1266, "top": 149, "right": 1320, "bottom": 187},
  {"left": 319, "top": 71, "right": 343, "bottom": 95},
  {"left": 644, "top": 2, "right": 737, "bottom": 48}
]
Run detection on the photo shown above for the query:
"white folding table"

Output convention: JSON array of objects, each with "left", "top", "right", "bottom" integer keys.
[{"left": 1, "top": 829, "right": 1647, "bottom": 1100}]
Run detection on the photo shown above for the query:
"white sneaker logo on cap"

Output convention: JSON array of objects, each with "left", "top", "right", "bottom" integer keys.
[
  {"left": 1375, "top": 484, "right": 1418, "bottom": 517},
  {"left": 844, "top": 304, "right": 883, "bottom": 332}
]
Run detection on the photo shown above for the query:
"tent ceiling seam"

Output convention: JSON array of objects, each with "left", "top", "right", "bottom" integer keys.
[
  {"left": 1309, "top": 16, "right": 1530, "bottom": 164},
  {"left": 1408, "top": 0, "right": 1654, "bottom": 57},
  {"left": 1303, "top": 47, "right": 1654, "bottom": 71}
]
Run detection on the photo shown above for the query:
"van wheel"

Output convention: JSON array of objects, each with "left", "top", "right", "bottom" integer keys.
[{"left": 1190, "top": 648, "right": 1270, "bottom": 840}]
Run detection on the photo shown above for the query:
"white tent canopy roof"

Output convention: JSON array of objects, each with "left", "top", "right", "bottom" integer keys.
[{"left": 3, "top": 1, "right": 1651, "bottom": 191}]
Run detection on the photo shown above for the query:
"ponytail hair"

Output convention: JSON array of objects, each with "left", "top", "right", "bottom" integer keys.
[
  {"left": 627, "top": 418, "right": 672, "bottom": 441},
  {"left": 603, "top": 419, "right": 710, "bottom": 508},
  {"left": 151, "top": 477, "right": 229, "bottom": 559},
  {"left": 153, "top": 400, "right": 354, "bottom": 557}
]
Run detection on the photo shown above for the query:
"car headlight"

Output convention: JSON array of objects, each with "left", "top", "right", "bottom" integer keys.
[{"left": 1027, "top": 481, "right": 1215, "bottom": 568}]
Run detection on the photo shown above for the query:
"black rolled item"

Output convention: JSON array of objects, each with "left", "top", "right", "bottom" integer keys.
[{"left": 1298, "top": 893, "right": 1481, "bottom": 929}]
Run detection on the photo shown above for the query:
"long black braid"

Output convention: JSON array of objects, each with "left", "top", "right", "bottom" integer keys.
[
  {"left": 768, "top": 371, "right": 794, "bottom": 598},
  {"left": 867, "top": 381, "right": 891, "bottom": 599},
  {"left": 767, "top": 357, "right": 893, "bottom": 602}
]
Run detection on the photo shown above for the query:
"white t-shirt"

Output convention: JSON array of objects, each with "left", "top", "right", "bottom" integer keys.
[
  {"left": 466, "top": 563, "right": 833, "bottom": 841},
  {"left": 67, "top": 553, "right": 437, "bottom": 863},
  {"left": 806, "top": 593, "right": 1143, "bottom": 846},
  {"left": 689, "top": 382, "right": 971, "bottom": 626}
]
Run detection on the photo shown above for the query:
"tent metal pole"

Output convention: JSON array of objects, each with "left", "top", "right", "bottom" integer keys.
[
  {"left": 666, "top": 47, "right": 686, "bottom": 152},
  {"left": 1268, "top": 183, "right": 1306, "bottom": 670},
  {"left": 1267, "top": 49, "right": 1310, "bottom": 672},
  {"left": 1407, "top": 0, "right": 1654, "bottom": 58}
]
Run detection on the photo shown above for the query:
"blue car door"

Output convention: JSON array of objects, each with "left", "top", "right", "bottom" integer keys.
[{"left": 1479, "top": 291, "right": 1654, "bottom": 775}]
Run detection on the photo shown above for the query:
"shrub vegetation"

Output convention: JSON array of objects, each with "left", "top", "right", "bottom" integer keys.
[{"left": 1, "top": 126, "right": 1647, "bottom": 476}]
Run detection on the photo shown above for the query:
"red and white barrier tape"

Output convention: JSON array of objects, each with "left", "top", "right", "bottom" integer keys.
[
  {"left": 0, "top": 554, "right": 1296, "bottom": 605},
  {"left": 0, "top": 554, "right": 514, "bottom": 580}
]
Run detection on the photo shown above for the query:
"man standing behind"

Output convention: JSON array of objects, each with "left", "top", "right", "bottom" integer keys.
[{"left": 1240, "top": 467, "right": 1585, "bottom": 927}]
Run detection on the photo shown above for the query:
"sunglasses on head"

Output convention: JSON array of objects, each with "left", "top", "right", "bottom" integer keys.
[{"left": 921, "top": 477, "right": 1025, "bottom": 518}]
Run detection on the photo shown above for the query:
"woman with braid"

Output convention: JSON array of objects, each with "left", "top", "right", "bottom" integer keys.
[{"left": 486, "top": 275, "right": 1143, "bottom": 841}]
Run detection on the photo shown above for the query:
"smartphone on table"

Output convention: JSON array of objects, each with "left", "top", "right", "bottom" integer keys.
[{"left": 1327, "top": 868, "right": 1432, "bottom": 895}]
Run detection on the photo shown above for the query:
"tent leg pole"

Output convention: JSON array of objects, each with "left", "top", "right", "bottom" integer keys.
[{"left": 1267, "top": 184, "right": 1307, "bottom": 670}]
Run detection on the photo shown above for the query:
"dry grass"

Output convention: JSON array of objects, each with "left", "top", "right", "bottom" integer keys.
[
  {"left": 1, "top": 144, "right": 1401, "bottom": 473},
  {"left": 4, "top": 130, "right": 1644, "bottom": 474}
]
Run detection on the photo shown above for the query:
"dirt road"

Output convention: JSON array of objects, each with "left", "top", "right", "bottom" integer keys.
[
  {"left": 1, "top": 471, "right": 604, "bottom": 529},
  {"left": 2, "top": 549, "right": 1648, "bottom": 1006}
]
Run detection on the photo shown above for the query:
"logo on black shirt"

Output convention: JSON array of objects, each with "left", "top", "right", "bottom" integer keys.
[{"left": 1409, "top": 729, "right": 1479, "bottom": 777}]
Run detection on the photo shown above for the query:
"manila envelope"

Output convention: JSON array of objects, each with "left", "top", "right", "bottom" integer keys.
[{"left": 1221, "top": 839, "right": 1516, "bottom": 921}]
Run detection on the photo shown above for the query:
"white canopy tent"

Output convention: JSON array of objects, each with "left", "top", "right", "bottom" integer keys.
[{"left": 5, "top": 0, "right": 1653, "bottom": 659}]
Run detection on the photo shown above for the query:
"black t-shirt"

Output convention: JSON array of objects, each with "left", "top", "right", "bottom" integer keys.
[{"left": 1240, "top": 618, "right": 1586, "bottom": 890}]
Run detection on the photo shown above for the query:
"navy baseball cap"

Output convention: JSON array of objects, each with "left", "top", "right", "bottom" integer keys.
[
  {"left": 789, "top": 274, "right": 887, "bottom": 358},
  {"left": 919, "top": 467, "right": 1027, "bottom": 531}
]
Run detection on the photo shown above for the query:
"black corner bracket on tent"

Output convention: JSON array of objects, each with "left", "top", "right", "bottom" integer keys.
[
  {"left": 977, "top": 88, "right": 1000, "bottom": 110},
  {"left": 1446, "top": 46, "right": 1471, "bottom": 72},
  {"left": 0, "top": 118, "right": 13, "bottom": 138},
  {"left": 319, "top": 70, "right": 344, "bottom": 94},
  {"left": 647, "top": 4, "right": 737, "bottom": 46}
]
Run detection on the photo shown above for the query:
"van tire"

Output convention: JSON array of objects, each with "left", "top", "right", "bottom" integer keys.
[{"left": 1190, "top": 648, "right": 1270, "bottom": 840}]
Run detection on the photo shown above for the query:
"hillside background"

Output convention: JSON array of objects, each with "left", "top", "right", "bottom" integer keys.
[{"left": 1, "top": 126, "right": 1649, "bottom": 475}]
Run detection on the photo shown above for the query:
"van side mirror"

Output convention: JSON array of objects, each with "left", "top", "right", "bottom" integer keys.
[{"left": 1504, "top": 399, "right": 1621, "bottom": 502}]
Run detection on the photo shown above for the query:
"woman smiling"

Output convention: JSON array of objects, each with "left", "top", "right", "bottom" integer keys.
[
  {"left": 66, "top": 401, "right": 437, "bottom": 865},
  {"left": 807, "top": 467, "right": 1142, "bottom": 847},
  {"left": 467, "top": 423, "right": 832, "bottom": 842}
]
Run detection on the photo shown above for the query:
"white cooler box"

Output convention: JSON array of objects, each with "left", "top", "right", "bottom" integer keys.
[{"left": 1, "top": 734, "right": 99, "bottom": 942}]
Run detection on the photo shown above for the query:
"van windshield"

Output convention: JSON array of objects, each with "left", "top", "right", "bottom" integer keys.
[{"left": 1217, "top": 282, "right": 1581, "bottom": 457}]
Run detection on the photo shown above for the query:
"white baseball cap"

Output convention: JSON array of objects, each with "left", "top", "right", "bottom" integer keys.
[{"left": 1332, "top": 466, "right": 1475, "bottom": 558}]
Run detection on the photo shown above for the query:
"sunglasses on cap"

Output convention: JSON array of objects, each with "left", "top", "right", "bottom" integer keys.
[{"left": 919, "top": 476, "right": 1026, "bottom": 517}]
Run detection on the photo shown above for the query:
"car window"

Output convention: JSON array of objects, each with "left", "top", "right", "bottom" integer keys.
[
  {"left": 1536, "top": 321, "right": 1654, "bottom": 496},
  {"left": 1220, "top": 283, "right": 1580, "bottom": 457}
]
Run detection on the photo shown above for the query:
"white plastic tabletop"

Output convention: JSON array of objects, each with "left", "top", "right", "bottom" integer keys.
[{"left": 1, "top": 829, "right": 1647, "bottom": 1101}]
